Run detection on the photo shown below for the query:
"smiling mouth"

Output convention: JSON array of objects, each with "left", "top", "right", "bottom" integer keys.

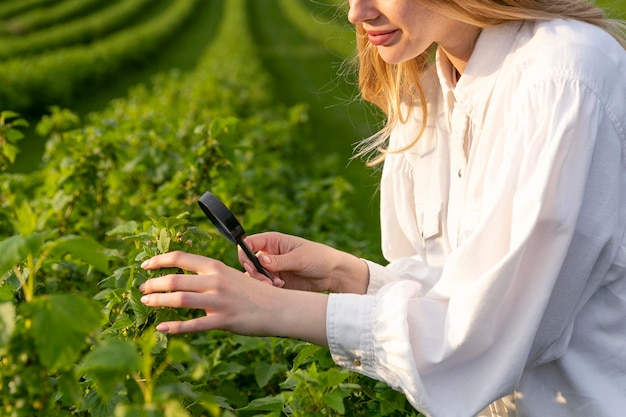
[{"left": 366, "top": 30, "right": 399, "bottom": 46}]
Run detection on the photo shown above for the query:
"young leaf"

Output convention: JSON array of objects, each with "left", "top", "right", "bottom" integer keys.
[
  {"left": 238, "top": 396, "right": 284, "bottom": 412},
  {"left": 50, "top": 235, "right": 111, "bottom": 274},
  {"left": 291, "top": 343, "right": 324, "bottom": 370},
  {"left": 13, "top": 201, "right": 37, "bottom": 236},
  {"left": 128, "top": 286, "right": 153, "bottom": 327},
  {"left": 0, "top": 286, "right": 14, "bottom": 302},
  {"left": 157, "top": 228, "right": 170, "bottom": 254},
  {"left": 254, "top": 362, "right": 286, "bottom": 388},
  {"left": 323, "top": 390, "right": 346, "bottom": 414},
  {"left": 0, "top": 110, "right": 20, "bottom": 120},
  {"left": 78, "top": 339, "right": 140, "bottom": 402},
  {"left": 30, "top": 294, "right": 105, "bottom": 370},
  {"left": 0, "top": 234, "right": 44, "bottom": 276},
  {"left": 321, "top": 368, "right": 351, "bottom": 387}
]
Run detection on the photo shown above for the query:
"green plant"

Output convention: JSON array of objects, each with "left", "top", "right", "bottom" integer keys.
[{"left": 0, "top": 110, "right": 28, "bottom": 172}]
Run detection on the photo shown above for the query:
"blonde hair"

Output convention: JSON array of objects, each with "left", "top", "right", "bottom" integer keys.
[{"left": 354, "top": 0, "right": 626, "bottom": 166}]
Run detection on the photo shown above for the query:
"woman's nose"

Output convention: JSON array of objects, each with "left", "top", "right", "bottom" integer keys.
[{"left": 347, "top": 0, "right": 378, "bottom": 25}]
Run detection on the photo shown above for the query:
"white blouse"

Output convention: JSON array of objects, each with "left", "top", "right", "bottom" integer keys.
[{"left": 327, "top": 19, "right": 626, "bottom": 417}]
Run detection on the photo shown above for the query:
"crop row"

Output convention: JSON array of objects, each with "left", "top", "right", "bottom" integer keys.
[
  {"left": 0, "top": 0, "right": 57, "bottom": 20},
  {"left": 0, "top": 0, "right": 149, "bottom": 58},
  {"left": 0, "top": 0, "right": 109, "bottom": 36},
  {"left": 0, "top": 0, "right": 197, "bottom": 113}
]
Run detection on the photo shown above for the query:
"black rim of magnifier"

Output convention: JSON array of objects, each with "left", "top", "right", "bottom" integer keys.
[{"left": 198, "top": 192, "right": 274, "bottom": 282}]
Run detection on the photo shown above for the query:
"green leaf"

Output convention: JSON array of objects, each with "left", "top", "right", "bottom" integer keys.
[
  {"left": 162, "top": 399, "right": 193, "bottom": 417},
  {"left": 208, "top": 116, "right": 240, "bottom": 141},
  {"left": 323, "top": 390, "right": 346, "bottom": 414},
  {"left": 377, "top": 385, "right": 409, "bottom": 413},
  {"left": 6, "top": 128, "right": 24, "bottom": 142},
  {"left": 84, "top": 384, "right": 127, "bottom": 417},
  {"left": 79, "top": 339, "right": 140, "bottom": 402},
  {"left": 51, "top": 235, "right": 111, "bottom": 274},
  {"left": 212, "top": 360, "right": 246, "bottom": 378},
  {"left": 167, "top": 339, "right": 192, "bottom": 363},
  {"left": 157, "top": 228, "right": 170, "bottom": 254},
  {"left": 238, "top": 396, "right": 284, "bottom": 412},
  {"left": 291, "top": 343, "right": 324, "bottom": 370},
  {"left": 2, "top": 143, "right": 18, "bottom": 162},
  {"left": 79, "top": 339, "right": 140, "bottom": 372},
  {"left": 30, "top": 294, "right": 105, "bottom": 369},
  {"left": 129, "top": 287, "right": 152, "bottom": 327},
  {"left": 0, "top": 302, "right": 16, "bottom": 354},
  {"left": 322, "top": 368, "right": 351, "bottom": 387},
  {"left": 0, "top": 234, "right": 44, "bottom": 276},
  {"left": 0, "top": 286, "right": 14, "bottom": 302},
  {"left": 10, "top": 118, "right": 29, "bottom": 128},
  {"left": 13, "top": 201, "right": 37, "bottom": 236},
  {"left": 254, "top": 362, "right": 285, "bottom": 388},
  {"left": 0, "top": 110, "right": 20, "bottom": 120},
  {"left": 106, "top": 221, "right": 139, "bottom": 236}
]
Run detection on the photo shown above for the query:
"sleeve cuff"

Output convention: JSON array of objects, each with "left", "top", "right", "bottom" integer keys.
[
  {"left": 326, "top": 292, "right": 379, "bottom": 380},
  {"left": 364, "top": 259, "right": 400, "bottom": 295}
]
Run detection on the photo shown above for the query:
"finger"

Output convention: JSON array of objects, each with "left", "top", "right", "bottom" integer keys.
[
  {"left": 141, "top": 251, "right": 221, "bottom": 274},
  {"left": 242, "top": 261, "right": 268, "bottom": 282},
  {"left": 140, "top": 290, "right": 217, "bottom": 310},
  {"left": 242, "top": 262, "right": 281, "bottom": 286},
  {"left": 240, "top": 234, "right": 303, "bottom": 274},
  {"left": 140, "top": 274, "right": 211, "bottom": 295},
  {"left": 155, "top": 316, "right": 224, "bottom": 334},
  {"left": 255, "top": 250, "right": 308, "bottom": 276},
  {"left": 242, "top": 231, "right": 290, "bottom": 254}
]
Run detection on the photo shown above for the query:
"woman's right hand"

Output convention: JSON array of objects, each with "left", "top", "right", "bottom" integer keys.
[{"left": 238, "top": 232, "right": 370, "bottom": 294}]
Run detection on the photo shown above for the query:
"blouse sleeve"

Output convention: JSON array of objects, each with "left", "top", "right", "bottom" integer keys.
[{"left": 327, "top": 74, "right": 625, "bottom": 416}]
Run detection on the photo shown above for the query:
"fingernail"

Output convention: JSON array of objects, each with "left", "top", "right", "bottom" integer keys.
[
  {"left": 141, "top": 260, "right": 150, "bottom": 269},
  {"left": 140, "top": 295, "right": 149, "bottom": 304},
  {"left": 260, "top": 254, "right": 271, "bottom": 265},
  {"left": 243, "top": 262, "right": 253, "bottom": 274},
  {"left": 139, "top": 283, "right": 145, "bottom": 293},
  {"left": 156, "top": 323, "right": 169, "bottom": 332}
]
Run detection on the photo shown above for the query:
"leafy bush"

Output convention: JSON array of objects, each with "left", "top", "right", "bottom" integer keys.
[{"left": 0, "top": 111, "right": 28, "bottom": 172}]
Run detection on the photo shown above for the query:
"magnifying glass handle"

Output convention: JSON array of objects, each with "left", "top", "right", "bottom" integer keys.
[{"left": 238, "top": 239, "right": 274, "bottom": 283}]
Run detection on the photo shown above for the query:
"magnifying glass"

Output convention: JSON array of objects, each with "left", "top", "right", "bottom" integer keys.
[{"left": 198, "top": 191, "right": 274, "bottom": 283}]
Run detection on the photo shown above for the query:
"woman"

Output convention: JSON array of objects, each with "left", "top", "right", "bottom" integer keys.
[{"left": 138, "top": 1, "right": 626, "bottom": 415}]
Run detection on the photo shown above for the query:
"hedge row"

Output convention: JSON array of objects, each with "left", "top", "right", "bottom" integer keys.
[
  {"left": 0, "top": 0, "right": 196, "bottom": 113},
  {"left": 0, "top": 0, "right": 151, "bottom": 60},
  {"left": 0, "top": 0, "right": 111, "bottom": 36},
  {"left": 0, "top": 0, "right": 56, "bottom": 20}
]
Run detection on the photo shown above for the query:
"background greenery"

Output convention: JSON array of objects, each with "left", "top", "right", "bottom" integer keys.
[{"left": 0, "top": 0, "right": 624, "bottom": 416}]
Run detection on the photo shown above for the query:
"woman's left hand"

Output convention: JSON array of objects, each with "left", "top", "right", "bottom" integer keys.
[{"left": 139, "top": 251, "right": 329, "bottom": 346}]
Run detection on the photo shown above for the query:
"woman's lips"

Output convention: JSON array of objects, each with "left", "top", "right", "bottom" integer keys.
[{"left": 366, "top": 30, "right": 399, "bottom": 46}]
